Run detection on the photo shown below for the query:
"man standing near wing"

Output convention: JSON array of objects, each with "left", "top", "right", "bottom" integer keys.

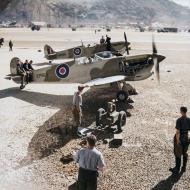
[{"left": 72, "top": 86, "right": 85, "bottom": 134}]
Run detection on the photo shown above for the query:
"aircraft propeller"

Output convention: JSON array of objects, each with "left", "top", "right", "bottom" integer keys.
[
  {"left": 124, "top": 32, "right": 129, "bottom": 55},
  {"left": 152, "top": 35, "right": 160, "bottom": 83}
]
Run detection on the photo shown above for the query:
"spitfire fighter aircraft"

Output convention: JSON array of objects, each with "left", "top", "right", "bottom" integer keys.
[
  {"left": 6, "top": 38, "right": 165, "bottom": 101},
  {"left": 44, "top": 33, "right": 130, "bottom": 61}
]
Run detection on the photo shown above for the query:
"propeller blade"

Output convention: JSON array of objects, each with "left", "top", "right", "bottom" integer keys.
[
  {"left": 124, "top": 32, "right": 129, "bottom": 55},
  {"left": 124, "top": 32, "right": 127, "bottom": 41},
  {"left": 152, "top": 35, "right": 160, "bottom": 83},
  {"left": 154, "top": 57, "right": 160, "bottom": 83},
  {"left": 152, "top": 36, "right": 157, "bottom": 54}
]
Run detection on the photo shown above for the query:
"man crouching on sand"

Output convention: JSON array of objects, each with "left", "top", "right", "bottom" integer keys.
[
  {"left": 74, "top": 135, "right": 105, "bottom": 190},
  {"left": 170, "top": 107, "right": 190, "bottom": 175}
]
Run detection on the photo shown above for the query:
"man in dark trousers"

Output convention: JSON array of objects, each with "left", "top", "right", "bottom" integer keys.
[
  {"left": 28, "top": 60, "right": 34, "bottom": 71},
  {"left": 106, "top": 35, "right": 111, "bottom": 51},
  {"left": 23, "top": 60, "right": 30, "bottom": 83},
  {"left": 74, "top": 135, "right": 105, "bottom": 190},
  {"left": 170, "top": 107, "right": 190, "bottom": 175},
  {"left": 0, "top": 38, "right": 4, "bottom": 48},
  {"left": 28, "top": 60, "right": 34, "bottom": 82},
  {"left": 16, "top": 60, "right": 26, "bottom": 87},
  {"left": 9, "top": 40, "right": 13, "bottom": 51}
]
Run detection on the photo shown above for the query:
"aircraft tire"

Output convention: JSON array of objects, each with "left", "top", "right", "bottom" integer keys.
[
  {"left": 20, "top": 85, "right": 25, "bottom": 90},
  {"left": 96, "top": 108, "right": 106, "bottom": 127},
  {"left": 116, "top": 90, "right": 128, "bottom": 102}
]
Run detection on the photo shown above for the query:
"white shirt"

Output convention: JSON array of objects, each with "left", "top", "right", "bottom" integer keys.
[
  {"left": 73, "top": 92, "right": 82, "bottom": 109},
  {"left": 74, "top": 147, "right": 105, "bottom": 171}
]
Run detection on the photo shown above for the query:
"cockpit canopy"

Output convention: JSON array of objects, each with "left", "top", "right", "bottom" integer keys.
[{"left": 95, "top": 51, "right": 113, "bottom": 60}]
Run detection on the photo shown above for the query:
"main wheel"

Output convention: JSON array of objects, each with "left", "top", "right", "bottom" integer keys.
[
  {"left": 116, "top": 90, "right": 128, "bottom": 102},
  {"left": 20, "top": 84, "right": 25, "bottom": 90},
  {"left": 96, "top": 108, "right": 106, "bottom": 127},
  {"left": 117, "top": 111, "right": 127, "bottom": 131}
]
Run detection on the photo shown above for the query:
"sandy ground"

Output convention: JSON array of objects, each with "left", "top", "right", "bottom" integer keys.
[{"left": 0, "top": 28, "right": 190, "bottom": 190}]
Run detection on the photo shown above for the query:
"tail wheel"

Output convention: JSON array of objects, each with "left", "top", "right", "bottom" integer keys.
[
  {"left": 117, "top": 111, "right": 127, "bottom": 130},
  {"left": 116, "top": 90, "right": 128, "bottom": 102},
  {"left": 20, "top": 85, "right": 25, "bottom": 90},
  {"left": 96, "top": 108, "right": 106, "bottom": 127}
]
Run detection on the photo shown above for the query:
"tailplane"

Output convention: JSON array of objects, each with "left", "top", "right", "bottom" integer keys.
[
  {"left": 6, "top": 57, "right": 21, "bottom": 84},
  {"left": 10, "top": 57, "right": 20, "bottom": 75}
]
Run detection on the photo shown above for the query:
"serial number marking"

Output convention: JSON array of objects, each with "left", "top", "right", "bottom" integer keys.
[{"left": 36, "top": 73, "right": 46, "bottom": 78}]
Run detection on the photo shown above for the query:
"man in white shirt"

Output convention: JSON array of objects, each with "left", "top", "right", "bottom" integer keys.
[
  {"left": 74, "top": 135, "right": 105, "bottom": 190},
  {"left": 72, "top": 86, "right": 85, "bottom": 134}
]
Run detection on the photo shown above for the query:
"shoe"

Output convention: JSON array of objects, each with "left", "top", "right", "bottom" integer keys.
[
  {"left": 117, "top": 129, "right": 122, "bottom": 133},
  {"left": 169, "top": 167, "right": 180, "bottom": 175},
  {"left": 181, "top": 166, "right": 186, "bottom": 173},
  {"left": 181, "top": 156, "right": 187, "bottom": 173}
]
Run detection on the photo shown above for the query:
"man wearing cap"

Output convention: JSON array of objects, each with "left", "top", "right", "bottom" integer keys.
[
  {"left": 72, "top": 86, "right": 85, "bottom": 134},
  {"left": 106, "top": 35, "right": 112, "bottom": 51},
  {"left": 74, "top": 135, "right": 105, "bottom": 190}
]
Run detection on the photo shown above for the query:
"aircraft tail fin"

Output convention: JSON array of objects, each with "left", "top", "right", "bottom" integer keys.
[
  {"left": 10, "top": 57, "right": 20, "bottom": 75},
  {"left": 44, "top": 44, "right": 56, "bottom": 59}
]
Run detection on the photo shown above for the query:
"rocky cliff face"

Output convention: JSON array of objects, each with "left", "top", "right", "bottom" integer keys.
[
  {"left": 0, "top": 0, "right": 190, "bottom": 26},
  {"left": 0, "top": 0, "right": 11, "bottom": 12}
]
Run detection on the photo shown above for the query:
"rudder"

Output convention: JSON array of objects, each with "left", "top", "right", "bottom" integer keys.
[{"left": 44, "top": 44, "right": 55, "bottom": 58}]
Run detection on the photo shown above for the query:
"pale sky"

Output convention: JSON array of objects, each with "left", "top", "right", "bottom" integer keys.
[{"left": 172, "top": 0, "right": 190, "bottom": 8}]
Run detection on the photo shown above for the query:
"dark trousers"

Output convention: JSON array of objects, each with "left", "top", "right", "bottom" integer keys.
[
  {"left": 174, "top": 135, "right": 189, "bottom": 171},
  {"left": 78, "top": 168, "right": 98, "bottom": 190},
  {"left": 26, "top": 72, "right": 33, "bottom": 83},
  {"left": 20, "top": 74, "right": 26, "bottom": 86},
  {"left": 106, "top": 43, "right": 111, "bottom": 51},
  {"left": 29, "top": 73, "right": 33, "bottom": 82}
]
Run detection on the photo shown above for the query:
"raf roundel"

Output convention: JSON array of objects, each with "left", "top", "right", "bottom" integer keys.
[
  {"left": 55, "top": 64, "right": 70, "bottom": 79},
  {"left": 73, "top": 47, "right": 82, "bottom": 56}
]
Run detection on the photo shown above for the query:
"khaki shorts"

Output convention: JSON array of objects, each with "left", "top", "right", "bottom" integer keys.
[{"left": 72, "top": 106, "right": 82, "bottom": 127}]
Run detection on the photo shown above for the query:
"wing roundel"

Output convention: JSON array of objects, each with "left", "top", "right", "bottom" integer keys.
[
  {"left": 73, "top": 47, "right": 82, "bottom": 56},
  {"left": 55, "top": 64, "right": 70, "bottom": 79}
]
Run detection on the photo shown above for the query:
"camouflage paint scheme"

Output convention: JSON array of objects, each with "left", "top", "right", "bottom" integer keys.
[
  {"left": 44, "top": 41, "right": 130, "bottom": 60},
  {"left": 9, "top": 53, "right": 165, "bottom": 85}
]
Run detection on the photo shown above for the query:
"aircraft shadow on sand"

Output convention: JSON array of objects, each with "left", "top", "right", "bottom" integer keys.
[
  {"left": 0, "top": 87, "right": 72, "bottom": 109},
  {"left": 2, "top": 87, "right": 133, "bottom": 169}
]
